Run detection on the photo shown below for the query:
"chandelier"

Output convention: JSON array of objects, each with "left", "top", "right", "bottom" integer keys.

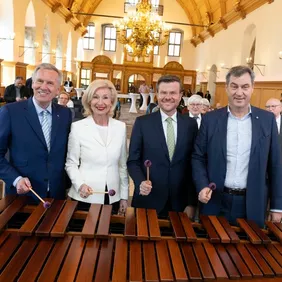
[{"left": 113, "top": 0, "right": 171, "bottom": 58}]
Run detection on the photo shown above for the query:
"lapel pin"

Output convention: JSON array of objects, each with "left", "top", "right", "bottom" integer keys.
[
  {"left": 256, "top": 116, "right": 259, "bottom": 119},
  {"left": 57, "top": 115, "right": 60, "bottom": 118}
]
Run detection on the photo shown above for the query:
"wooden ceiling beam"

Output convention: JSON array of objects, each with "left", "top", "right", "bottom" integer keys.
[
  {"left": 176, "top": 0, "right": 196, "bottom": 36},
  {"left": 219, "top": 0, "right": 226, "bottom": 17},
  {"left": 83, "top": 0, "right": 103, "bottom": 27}
]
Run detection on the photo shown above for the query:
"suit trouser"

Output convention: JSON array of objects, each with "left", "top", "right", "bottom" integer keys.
[{"left": 219, "top": 193, "right": 246, "bottom": 226}]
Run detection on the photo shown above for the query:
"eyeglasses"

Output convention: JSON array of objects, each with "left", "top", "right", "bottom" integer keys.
[
  {"left": 265, "top": 105, "right": 281, "bottom": 109},
  {"left": 189, "top": 103, "right": 202, "bottom": 107}
]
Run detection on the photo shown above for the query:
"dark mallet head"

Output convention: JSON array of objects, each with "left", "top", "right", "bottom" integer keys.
[
  {"left": 144, "top": 160, "right": 152, "bottom": 167},
  {"left": 108, "top": 189, "right": 116, "bottom": 196},
  {"left": 43, "top": 201, "right": 51, "bottom": 209},
  {"left": 208, "top": 182, "right": 216, "bottom": 191}
]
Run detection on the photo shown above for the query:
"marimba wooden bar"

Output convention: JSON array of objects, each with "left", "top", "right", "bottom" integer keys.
[{"left": 0, "top": 195, "right": 282, "bottom": 281}]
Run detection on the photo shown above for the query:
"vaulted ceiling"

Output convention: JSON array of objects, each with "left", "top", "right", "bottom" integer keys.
[{"left": 42, "top": 0, "right": 273, "bottom": 46}]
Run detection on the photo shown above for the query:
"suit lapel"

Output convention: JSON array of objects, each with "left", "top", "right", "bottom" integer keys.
[
  {"left": 85, "top": 116, "right": 105, "bottom": 146},
  {"left": 24, "top": 98, "right": 47, "bottom": 148},
  {"left": 154, "top": 111, "right": 170, "bottom": 160},
  {"left": 173, "top": 113, "right": 185, "bottom": 161},
  {"left": 50, "top": 103, "right": 60, "bottom": 150},
  {"left": 250, "top": 107, "right": 263, "bottom": 157},
  {"left": 216, "top": 107, "right": 228, "bottom": 160}
]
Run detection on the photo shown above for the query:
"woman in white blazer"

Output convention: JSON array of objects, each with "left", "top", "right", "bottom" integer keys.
[{"left": 65, "top": 79, "right": 129, "bottom": 214}]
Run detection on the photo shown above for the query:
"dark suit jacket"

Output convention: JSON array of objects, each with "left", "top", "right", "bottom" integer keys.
[
  {"left": 4, "top": 84, "right": 30, "bottom": 103},
  {"left": 127, "top": 111, "right": 198, "bottom": 213},
  {"left": 279, "top": 116, "right": 282, "bottom": 157},
  {"left": 64, "top": 81, "right": 73, "bottom": 87},
  {"left": 0, "top": 98, "right": 72, "bottom": 200},
  {"left": 192, "top": 106, "right": 282, "bottom": 227}
]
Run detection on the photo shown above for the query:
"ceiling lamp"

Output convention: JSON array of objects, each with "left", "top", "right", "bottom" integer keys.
[{"left": 113, "top": 0, "right": 171, "bottom": 58}]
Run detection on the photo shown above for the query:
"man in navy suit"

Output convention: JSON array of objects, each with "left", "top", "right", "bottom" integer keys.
[
  {"left": 127, "top": 75, "right": 198, "bottom": 218},
  {"left": 192, "top": 65, "right": 282, "bottom": 227},
  {"left": 0, "top": 63, "right": 72, "bottom": 200}
]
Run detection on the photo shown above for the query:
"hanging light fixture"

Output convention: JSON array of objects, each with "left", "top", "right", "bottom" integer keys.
[{"left": 113, "top": 0, "right": 171, "bottom": 58}]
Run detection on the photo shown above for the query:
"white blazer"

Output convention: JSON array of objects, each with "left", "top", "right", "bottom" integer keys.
[{"left": 65, "top": 116, "right": 129, "bottom": 204}]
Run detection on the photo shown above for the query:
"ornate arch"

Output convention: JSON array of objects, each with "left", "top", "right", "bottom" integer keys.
[
  {"left": 91, "top": 55, "right": 113, "bottom": 65},
  {"left": 163, "top": 61, "right": 184, "bottom": 71}
]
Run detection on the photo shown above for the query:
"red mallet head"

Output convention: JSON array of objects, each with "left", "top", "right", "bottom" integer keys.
[
  {"left": 208, "top": 182, "right": 216, "bottom": 191},
  {"left": 144, "top": 160, "right": 152, "bottom": 167},
  {"left": 108, "top": 189, "right": 116, "bottom": 196},
  {"left": 43, "top": 201, "right": 51, "bottom": 209}
]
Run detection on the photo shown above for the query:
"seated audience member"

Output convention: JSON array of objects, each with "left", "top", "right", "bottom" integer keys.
[
  {"left": 65, "top": 79, "right": 129, "bottom": 214},
  {"left": 185, "top": 94, "right": 203, "bottom": 128},
  {"left": 0, "top": 94, "right": 4, "bottom": 103},
  {"left": 113, "top": 98, "right": 121, "bottom": 119},
  {"left": 215, "top": 102, "right": 222, "bottom": 109},
  {"left": 58, "top": 92, "right": 75, "bottom": 120},
  {"left": 201, "top": 98, "right": 210, "bottom": 114},
  {"left": 4, "top": 76, "right": 30, "bottom": 103},
  {"left": 25, "top": 77, "right": 34, "bottom": 97},
  {"left": 64, "top": 77, "right": 73, "bottom": 87}
]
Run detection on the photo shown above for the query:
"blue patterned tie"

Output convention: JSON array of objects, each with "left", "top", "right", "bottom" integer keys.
[
  {"left": 41, "top": 110, "right": 51, "bottom": 151},
  {"left": 166, "top": 117, "right": 175, "bottom": 161}
]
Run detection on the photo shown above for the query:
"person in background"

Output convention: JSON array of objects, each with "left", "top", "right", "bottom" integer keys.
[
  {"left": 0, "top": 63, "right": 72, "bottom": 200},
  {"left": 4, "top": 76, "right": 30, "bottom": 103},
  {"left": 25, "top": 77, "right": 34, "bottom": 97},
  {"left": 215, "top": 102, "right": 222, "bottom": 109},
  {"left": 265, "top": 98, "right": 282, "bottom": 154},
  {"left": 65, "top": 79, "right": 128, "bottom": 214},
  {"left": 64, "top": 77, "right": 73, "bottom": 87},
  {"left": 185, "top": 94, "right": 203, "bottom": 128},
  {"left": 128, "top": 75, "right": 198, "bottom": 219},
  {"left": 205, "top": 90, "right": 211, "bottom": 102},
  {"left": 201, "top": 98, "right": 210, "bottom": 114},
  {"left": 192, "top": 65, "right": 282, "bottom": 227},
  {"left": 58, "top": 92, "right": 75, "bottom": 120}
]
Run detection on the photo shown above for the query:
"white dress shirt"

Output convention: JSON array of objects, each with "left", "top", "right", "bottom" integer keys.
[
  {"left": 276, "top": 115, "right": 281, "bottom": 134},
  {"left": 189, "top": 112, "right": 201, "bottom": 128}
]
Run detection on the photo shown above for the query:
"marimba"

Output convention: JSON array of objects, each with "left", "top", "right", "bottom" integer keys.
[{"left": 0, "top": 195, "right": 282, "bottom": 281}]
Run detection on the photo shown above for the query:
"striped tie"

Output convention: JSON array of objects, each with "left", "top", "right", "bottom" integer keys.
[
  {"left": 41, "top": 110, "right": 51, "bottom": 151},
  {"left": 166, "top": 117, "right": 175, "bottom": 161}
]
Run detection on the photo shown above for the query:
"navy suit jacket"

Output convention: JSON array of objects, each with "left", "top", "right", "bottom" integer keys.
[
  {"left": 192, "top": 106, "right": 282, "bottom": 227},
  {"left": 127, "top": 111, "right": 198, "bottom": 213},
  {"left": 0, "top": 98, "right": 72, "bottom": 200}
]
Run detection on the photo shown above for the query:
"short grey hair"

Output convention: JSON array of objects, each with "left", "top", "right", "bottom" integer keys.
[
  {"left": 188, "top": 94, "right": 203, "bottom": 105},
  {"left": 202, "top": 98, "right": 210, "bottom": 107},
  {"left": 226, "top": 65, "right": 255, "bottom": 85},
  {"left": 32, "top": 63, "right": 62, "bottom": 85}
]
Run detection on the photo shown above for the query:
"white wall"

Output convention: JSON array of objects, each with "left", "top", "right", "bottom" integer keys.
[
  {"left": 194, "top": 1, "right": 282, "bottom": 82},
  {"left": 82, "top": 0, "right": 196, "bottom": 69}
]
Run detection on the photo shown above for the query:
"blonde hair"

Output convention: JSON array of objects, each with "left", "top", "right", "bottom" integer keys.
[{"left": 82, "top": 79, "right": 118, "bottom": 117}]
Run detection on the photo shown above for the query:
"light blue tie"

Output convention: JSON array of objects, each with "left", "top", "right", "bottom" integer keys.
[{"left": 41, "top": 110, "right": 51, "bottom": 151}]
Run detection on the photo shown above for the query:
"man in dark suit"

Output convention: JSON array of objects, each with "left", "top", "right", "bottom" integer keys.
[
  {"left": 192, "top": 66, "right": 282, "bottom": 227},
  {"left": 265, "top": 98, "right": 282, "bottom": 154},
  {"left": 0, "top": 63, "right": 72, "bottom": 200},
  {"left": 4, "top": 76, "right": 30, "bottom": 103},
  {"left": 127, "top": 75, "right": 198, "bottom": 218},
  {"left": 64, "top": 77, "right": 73, "bottom": 87},
  {"left": 204, "top": 90, "right": 211, "bottom": 102}
]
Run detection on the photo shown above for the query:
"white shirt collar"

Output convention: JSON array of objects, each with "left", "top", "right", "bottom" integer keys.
[
  {"left": 160, "top": 109, "right": 177, "bottom": 123},
  {"left": 32, "top": 97, "right": 52, "bottom": 115}
]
